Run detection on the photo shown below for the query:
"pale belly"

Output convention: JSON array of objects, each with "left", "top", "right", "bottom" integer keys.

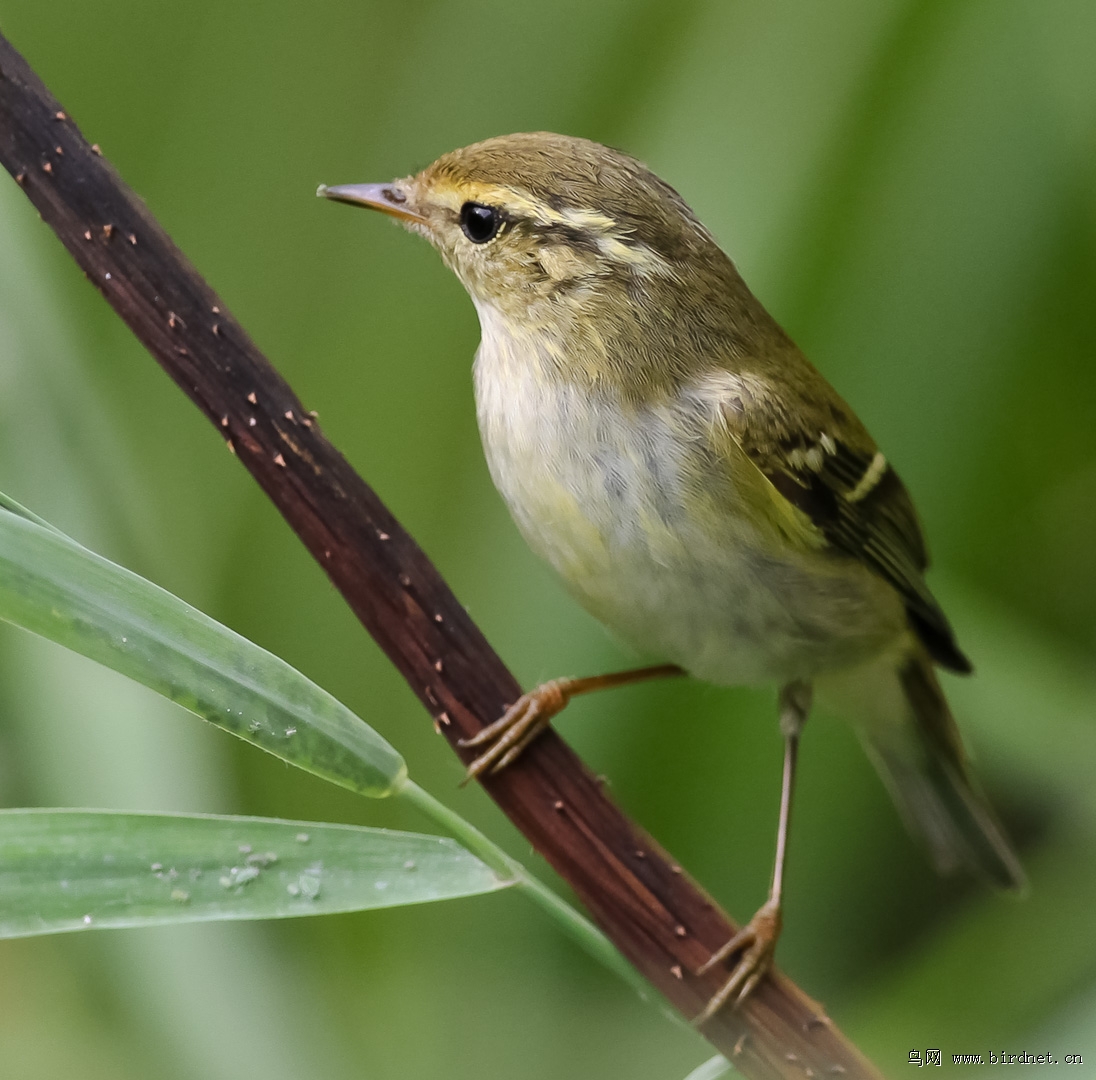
[{"left": 473, "top": 352, "right": 903, "bottom": 687}]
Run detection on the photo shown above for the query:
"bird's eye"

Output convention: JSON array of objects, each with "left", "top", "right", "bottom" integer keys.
[{"left": 459, "top": 202, "right": 502, "bottom": 244}]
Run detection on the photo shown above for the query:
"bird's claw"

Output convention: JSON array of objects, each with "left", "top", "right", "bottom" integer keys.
[
  {"left": 694, "top": 899, "right": 782, "bottom": 1025},
  {"left": 458, "top": 678, "right": 571, "bottom": 782}
]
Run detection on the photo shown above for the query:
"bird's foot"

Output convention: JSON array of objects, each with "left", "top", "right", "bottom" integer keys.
[
  {"left": 694, "top": 898, "right": 782, "bottom": 1025},
  {"left": 458, "top": 678, "right": 573, "bottom": 782}
]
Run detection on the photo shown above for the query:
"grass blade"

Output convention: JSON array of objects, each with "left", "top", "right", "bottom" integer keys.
[
  {"left": 0, "top": 809, "right": 510, "bottom": 938},
  {"left": 0, "top": 505, "right": 405, "bottom": 796},
  {"left": 681, "top": 1058, "right": 732, "bottom": 1080}
]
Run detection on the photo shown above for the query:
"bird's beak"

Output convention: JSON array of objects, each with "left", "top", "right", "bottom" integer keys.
[{"left": 317, "top": 182, "right": 426, "bottom": 224}]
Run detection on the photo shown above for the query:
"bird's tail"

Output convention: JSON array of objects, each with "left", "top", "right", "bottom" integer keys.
[{"left": 817, "top": 638, "right": 1025, "bottom": 890}]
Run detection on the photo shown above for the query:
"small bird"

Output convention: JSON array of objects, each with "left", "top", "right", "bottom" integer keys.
[{"left": 320, "top": 133, "right": 1024, "bottom": 1021}]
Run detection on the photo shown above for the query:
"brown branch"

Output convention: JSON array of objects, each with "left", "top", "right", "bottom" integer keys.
[{"left": 0, "top": 32, "right": 882, "bottom": 1080}]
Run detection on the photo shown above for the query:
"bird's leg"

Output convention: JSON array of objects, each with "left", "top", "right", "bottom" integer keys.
[
  {"left": 694, "top": 680, "right": 812, "bottom": 1024},
  {"left": 459, "top": 664, "right": 683, "bottom": 781}
]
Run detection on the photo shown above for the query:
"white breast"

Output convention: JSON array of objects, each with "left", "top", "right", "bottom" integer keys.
[{"left": 471, "top": 304, "right": 904, "bottom": 686}]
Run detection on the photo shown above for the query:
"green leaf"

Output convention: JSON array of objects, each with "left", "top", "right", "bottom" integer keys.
[
  {"left": 0, "top": 809, "right": 511, "bottom": 938},
  {"left": 0, "top": 505, "right": 406, "bottom": 796},
  {"left": 681, "top": 1056, "right": 731, "bottom": 1080},
  {"left": 0, "top": 491, "right": 67, "bottom": 536}
]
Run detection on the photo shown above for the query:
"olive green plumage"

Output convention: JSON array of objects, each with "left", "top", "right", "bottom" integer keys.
[{"left": 324, "top": 132, "right": 1023, "bottom": 891}]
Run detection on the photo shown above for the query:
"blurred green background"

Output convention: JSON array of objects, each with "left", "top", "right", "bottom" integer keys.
[{"left": 1, "top": 1, "right": 1094, "bottom": 1077}]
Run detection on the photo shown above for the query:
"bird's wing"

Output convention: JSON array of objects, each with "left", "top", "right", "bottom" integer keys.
[{"left": 704, "top": 363, "right": 971, "bottom": 673}]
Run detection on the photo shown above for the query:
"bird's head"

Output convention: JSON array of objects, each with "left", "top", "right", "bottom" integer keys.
[{"left": 319, "top": 132, "right": 727, "bottom": 324}]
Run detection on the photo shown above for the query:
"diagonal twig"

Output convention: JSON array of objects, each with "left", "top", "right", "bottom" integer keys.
[{"left": 0, "top": 32, "right": 882, "bottom": 1080}]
